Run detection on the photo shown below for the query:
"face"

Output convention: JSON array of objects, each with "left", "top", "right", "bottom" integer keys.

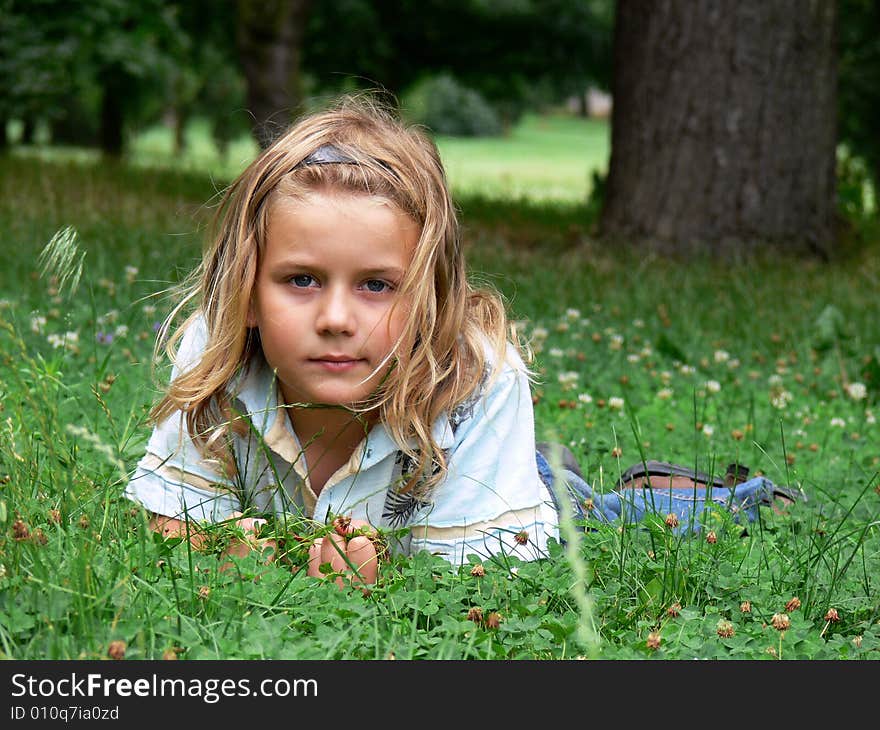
[{"left": 249, "top": 190, "right": 419, "bottom": 411}]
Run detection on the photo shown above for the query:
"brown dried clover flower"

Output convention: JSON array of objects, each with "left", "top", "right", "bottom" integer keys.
[
  {"left": 485, "top": 611, "right": 504, "bottom": 629},
  {"left": 740, "top": 601, "right": 752, "bottom": 614},
  {"left": 771, "top": 613, "right": 791, "bottom": 631},
  {"left": 332, "top": 515, "right": 352, "bottom": 537},
  {"left": 107, "top": 640, "right": 126, "bottom": 660},
  {"left": 667, "top": 602, "right": 681, "bottom": 618},
  {"left": 785, "top": 596, "right": 801, "bottom": 612},
  {"left": 705, "top": 530, "right": 717, "bottom": 544},
  {"left": 470, "top": 563, "right": 485, "bottom": 577},
  {"left": 12, "top": 519, "right": 30, "bottom": 541},
  {"left": 664, "top": 513, "right": 679, "bottom": 529},
  {"left": 514, "top": 530, "right": 529, "bottom": 545},
  {"left": 466, "top": 607, "right": 484, "bottom": 624},
  {"left": 716, "top": 619, "right": 735, "bottom": 638},
  {"left": 646, "top": 632, "right": 661, "bottom": 650},
  {"left": 824, "top": 608, "right": 840, "bottom": 623}
]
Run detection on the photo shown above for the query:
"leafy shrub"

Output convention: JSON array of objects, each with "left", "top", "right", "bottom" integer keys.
[{"left": 402, "top": 74, "right": 503, "bottom": 137}]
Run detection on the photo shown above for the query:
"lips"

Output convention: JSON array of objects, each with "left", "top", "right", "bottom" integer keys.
[
  {"left": 311, "top": 355, "right": 362, "bottom": 363},
  {"left": 308, "top": 355, "right": 365, "bottom": 371}
]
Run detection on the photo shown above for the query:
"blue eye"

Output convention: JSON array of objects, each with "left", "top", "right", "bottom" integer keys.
[
  {"left": 364, "top": 279, "right": 390, "bottom": 293},
  {"left": 290, "top": 274, "right": 315, "bottom": 288}
]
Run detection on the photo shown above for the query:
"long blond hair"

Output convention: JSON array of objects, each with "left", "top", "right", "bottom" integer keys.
[{"left": 151, "top": 95, "right": 516, "bottom": 494}]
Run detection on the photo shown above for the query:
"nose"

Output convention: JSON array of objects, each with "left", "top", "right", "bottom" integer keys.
[{"left": 315, "top": 285, "right": 356, "bottom": 335}]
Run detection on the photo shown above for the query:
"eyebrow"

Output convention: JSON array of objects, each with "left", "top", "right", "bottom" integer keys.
[{"left": 269, "top": 259, "right": 406, "bottom": 278}]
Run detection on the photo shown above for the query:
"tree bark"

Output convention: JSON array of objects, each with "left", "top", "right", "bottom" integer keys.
[
  {"left": 236, "top": 0, "right": 312, "bottom": 149},
  {"left": 600, "top": 0, "right": 838, "bottom": 257},
  {"left": 99, "top": 69, "right": 126, "bottom": 158}
]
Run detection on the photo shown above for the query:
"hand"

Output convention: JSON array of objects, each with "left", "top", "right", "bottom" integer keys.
[
  {"left": 306, "top": 518, "right": 379, "bottom": 589},
  {"left": 220, "top": 511, "right": 277, "bottom": 571}
]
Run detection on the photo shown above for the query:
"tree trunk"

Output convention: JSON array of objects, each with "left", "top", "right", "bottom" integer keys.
[
  {"left": 99, "top": 69, "right": 126, "bottom": 158},
  {"left": 600, "top": 0, "right": 838, "bottom": 257},
  {"left": 236, "top": 0, "right": 312, "bottom": 149}
]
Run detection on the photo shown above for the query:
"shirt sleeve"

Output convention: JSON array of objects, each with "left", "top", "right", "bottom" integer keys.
[
  {"left": 407, "top": 345, "right": 559, "bottom": 566},
  {"left": 123, "top": 316, "right": 242, "bottom": 523}
]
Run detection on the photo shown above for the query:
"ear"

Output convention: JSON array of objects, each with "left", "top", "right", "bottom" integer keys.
[{"left": 245, "top": 298, "right": 257, "bottom": 328}]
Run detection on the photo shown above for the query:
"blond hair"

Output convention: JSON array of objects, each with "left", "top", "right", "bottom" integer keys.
[{"left": 151, "top": 95, "right": 516, "bottom": 494}]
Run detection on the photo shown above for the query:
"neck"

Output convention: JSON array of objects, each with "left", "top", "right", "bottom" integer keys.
[{"left": 288, "top": 405, "right": 373, "bottom": 452}]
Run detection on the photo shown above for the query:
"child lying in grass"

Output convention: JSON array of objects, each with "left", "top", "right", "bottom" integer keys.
[{"left": 126, "top": 95, "right": 801, "bottom": 587}]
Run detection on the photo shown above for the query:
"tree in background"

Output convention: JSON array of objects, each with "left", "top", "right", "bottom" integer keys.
[
  {"left": 600, "top": 0, "right": 838, "bottom": 256},
  {"left": 236, "top": 0, "right": 312, "bottom": 148},
  {"left": 838, "top": 0, "right": 880, "bottom": 205},
  {"left": 303, "top": 0, "right": 613, "bottom": 128},
  {"left": 1, "top": 0, "right": 184, "bottom": 156}
]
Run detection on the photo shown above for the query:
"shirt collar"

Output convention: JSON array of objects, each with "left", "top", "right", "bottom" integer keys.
[{"left": 233, "top": 353, "right": 456, "bottom": 464}]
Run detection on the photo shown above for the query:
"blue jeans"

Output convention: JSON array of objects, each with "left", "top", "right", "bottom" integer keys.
[{"left": 535, "top": 449, "right": 794, "bottom": 535}]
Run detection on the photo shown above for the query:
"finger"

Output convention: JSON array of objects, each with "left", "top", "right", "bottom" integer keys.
[
  {"left": 322, "top": 533, "right": 349, "bottom": 589},
  {"left": 307, "top": 538, "right": 324, "bottom": 578},
  {"left": 257, "top": 538, "right": 277, "bottom": 564},
  {"left": 346, "top": 536, "right": 378, "bottom": 585},
  {"left": 345, "top": 519, "right": 377, "bottom": 538}
]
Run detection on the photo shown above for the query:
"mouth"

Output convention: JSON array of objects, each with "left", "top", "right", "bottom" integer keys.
[{"left": 309, "top": 355, "right": 365, "bottom": 370}]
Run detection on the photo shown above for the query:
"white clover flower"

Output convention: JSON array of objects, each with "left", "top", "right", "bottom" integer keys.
[
  {"left": 845, "top": 382, "right": 867, "bottom": 401},
  {"left": 830, "top": 417, "right": 846, "bottom": 428},
  {"left": 866, "top": 410, "right": 876, "bottom": 425},
  {"left": 114, "top": 324, "right": 129, "bottom": 338},
  {"left": 548, "top": 347, "right": 564, "bottom": 358},
  {"left": 679, "top": 364, "right": 695, "bottom": 376},
  {"left": 702, "top": 424, "right": 715, "bottom": 437},
  {"left": 124, "top": 265, "right": 139, "bottom": 283},
  {"left": 632, "top": 318, "right": 645, "bottom": 328},
  {"left": 768, "top": 374, "right": 783, "bottom": 386},
  {"left": 142, "top": 304, "right": 157, "bottom": 316},
  {"left": 727, "top": 358, "right": 741, "bottom": 369},
  {"left": 660, "top": 370, "right": 673, "bottom": 384},
  {"left": 0, "top": 299, "right": 11, "bottom": 309},
  {"left": 770, "top": 389, "right": 794, "bottom": 409},
  {"left": 608, "top": 396, "right": 625, "bottom": 410},
  {"left": 30, "top": 315, "right": 47, "bottom": 333},
  {"left": 97, "top": 310, "right": 119, "bottom": 325},
  {"left": 530, "top": 326, "right": 549, "bottom": 341},
  {"left": 627, "top": 353, "right": 640, "bottom": 363},
  {"left": 565, "top": 308, "right": 581, "bottom": 321},
  {"left": 657, "top": 388, "right": 673, "bottom": 400},
  {"left": 706, "top": 380, "right": 721, "bottom": 393},
  {"left": 558, "top": 370, "right": 579, "bottom": 385},
  {"left": 640, "top": 346, "right": 653, "bottom": 358},
  {"left": 609, "top": 334, "right": 624, "bottom": 351},
  {"left": 46, "top": 331, "right": 78, "bottom": 350},
  {"left": 714, "top": 350, "right": 730, "bottom": 363},
  {"left": 555, "top": 321, "right": 570, "bottom": 332},
  {"left": 577, "top": 393, "right": 593, "bottom": 404}
]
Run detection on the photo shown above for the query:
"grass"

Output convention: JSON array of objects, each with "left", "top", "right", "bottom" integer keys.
[
  {"left": 0, "top": 118, "right": 879, "bottom": 660},
  {"left": 124, "top": 113, "right": 609, "bottom": 203}
]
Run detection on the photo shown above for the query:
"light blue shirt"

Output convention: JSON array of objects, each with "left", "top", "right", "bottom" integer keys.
[{"left": 125, "top": 316, "right": 559, "bottom": 566}]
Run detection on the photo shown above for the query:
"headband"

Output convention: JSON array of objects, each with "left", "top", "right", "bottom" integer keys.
[
  {"left": 293, "top": 143, "right": 398, "bottom": 179},
  {"left": 294, "top": 144, "right": 359, "bottom": 168}
]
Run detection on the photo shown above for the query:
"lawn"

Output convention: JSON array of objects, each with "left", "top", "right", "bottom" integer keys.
[
  {"left": 0, "top": 116, "right": 878, "bottom": 660},
  {"left": 127, "top": 113, "right": 610, "bottom": 203}
]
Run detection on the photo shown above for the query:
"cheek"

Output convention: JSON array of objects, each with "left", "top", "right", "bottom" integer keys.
[{"left": 383, "top": 298, "right": 411, "bottom": 342}]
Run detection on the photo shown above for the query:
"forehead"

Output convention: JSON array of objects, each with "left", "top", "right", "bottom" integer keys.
[{"left": 264, "top": 190, "right": 420, "bottom": 261}]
